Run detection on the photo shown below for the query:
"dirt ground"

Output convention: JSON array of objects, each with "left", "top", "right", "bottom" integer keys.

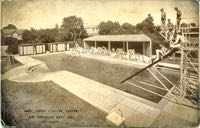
[
  {"left": 1, "top": 59, "right": 112, "bottom": 127},
  {"left": 35, "top": 53, "right": 180, "bottom": 103}
]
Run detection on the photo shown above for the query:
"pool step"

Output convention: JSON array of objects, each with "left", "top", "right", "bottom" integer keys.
[{"left": 27, "top": 63, "right": 49, "bottom": 73}]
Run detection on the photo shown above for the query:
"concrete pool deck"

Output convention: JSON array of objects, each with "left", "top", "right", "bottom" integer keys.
[{"left": 3, "top": 53, "right": 199, "bottom": 127}]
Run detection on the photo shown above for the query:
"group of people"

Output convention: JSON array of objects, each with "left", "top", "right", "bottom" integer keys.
[
  {"left": 72, "top": 45, "right": 151, "bottom": 64},
  {"left": 155, "top": 7, "right": 187, "bottom": 61},
  {"left": 160, "top": 7, "right": 182, "bottom": 43},
  {"left": 161, "top": 7, "right": 181, "bottom": 31},
  {"left": 74, "top": 46, "right": 125, "bottom": 58}
]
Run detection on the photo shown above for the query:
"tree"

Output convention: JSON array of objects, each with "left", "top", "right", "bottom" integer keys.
[
  {"left": 54, "top": 30, "right": 66, "bottom": 42},
  {"left": 53, "top": 24, "right": 66, "bottom": 42},
  {"left": 55, "top": 24, "right": 59, "bottom": 29},
  {"left": 190, "top": 23, "right": 196, "bottom": 27},
  {"left": 98, "top": 21, "right": 121, "bottom": 35},
  {"left": 181, "top": 23, "right": 188, "bottom": 27},
  {"left": 2, "top": 37, "right": 19, "bottom": 54},
  {"left": 1, "top": 29, "right": 6, "bottom": 45},
  {"left": 22, "top": 26, "right": 66, "bottom": 43},
  {"left": 121, "top": 23, "right": 137, "bottom": 34},
  {"left": 61, "top": 16, "right": 88, "bottom": 41},
  {"left": 3, "top": 24, "right": 17, "bottom": 29},
  {"left": 38, "top": 29, "right": 58, "bottom": 43},
  {"left": 22, "top": 30, "right": 38, "bottom": 43},
  {"left": 136, "top": 14, "right": 155, "bottom": 33}
]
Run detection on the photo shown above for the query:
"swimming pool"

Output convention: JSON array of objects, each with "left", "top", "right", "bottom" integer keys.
[{"left": 34, "top": 53, "right": 180, "bottom": 103}]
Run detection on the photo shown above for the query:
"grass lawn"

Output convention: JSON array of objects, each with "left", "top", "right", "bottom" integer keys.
[
  {"left": 1, "top": 58, "right": 112, "bottom": 127},
  {"left": 1, "top": 57, "right": 22, "bottom": 74}
]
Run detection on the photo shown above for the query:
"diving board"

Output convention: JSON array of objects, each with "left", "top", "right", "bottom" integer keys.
[{"left": 121, "top": 48, "right": 179, "bottom": 83}]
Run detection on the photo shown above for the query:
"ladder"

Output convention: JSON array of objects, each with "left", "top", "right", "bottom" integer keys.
[{"left": 179, "top": 25, "right": 199, "bottom": 103}]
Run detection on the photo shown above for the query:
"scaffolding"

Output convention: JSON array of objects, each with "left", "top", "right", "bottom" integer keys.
[
  {"left": 179, "top": 21, "right": 199, "bottom": 104},
  {"left": 121, "top": 17, "right": 199, "bottom": 107}
]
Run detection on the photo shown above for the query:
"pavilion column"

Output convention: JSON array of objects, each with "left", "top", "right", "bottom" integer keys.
[
  {"left": 143, "top": 42, "right": 145, "bottom": 56},
  {"left": 123, "top": 42, "right": 125, "bottom": 51},
  {"left": 108, "top": 41, "right": 111, "bottom": 51},
  {"left": 126, "top": 41, "right": 129, "bottom": 52},
  {"left": 95, "top": 41, "right": 97, "bottom": 48},
  {"left": 149, "top": 40, "right": 152, "bottom": 56}
]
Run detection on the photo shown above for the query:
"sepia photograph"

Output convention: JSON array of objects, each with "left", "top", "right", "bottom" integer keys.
[{"left": 1, "top": 0, "right": 199, "bottom": 127}]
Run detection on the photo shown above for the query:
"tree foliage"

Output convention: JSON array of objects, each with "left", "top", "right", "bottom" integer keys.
[
  {"left": 21, "top": 16, "right": 88, "bottom": 43},
  {"left": 1, "top": 37, "right": 19, "bottom": 54},
  {"left": 97, "top": 14, "right": 167, "bottom": 49},
  {"left": 98, "top": 16, "right": 155, "bottom": 35},
  {"left": 181, "top": 23, "right": 188, "bottom": 27},
  {"left": 190, "top": 23, "right": 197, "bottom": 27},
  {"left": 98, "top": 21, "right": 121, "bottom": 35},
  {"left": 22, "top": 29, "right": 38, "bottom": 43},
  {"left": 136, "top": 14, "right": 154, "bottom": 33},
  {"left": 121, "top": 23, "right": 137, "bottom": 34},
  {"left": 38, "top": 29, "right": 58, "bottom": 43},
  {"left": 61, "top": 16, "right": 88, "bottom": 41},
  {"left": 22, "top": 28, "right": 61, "bottom": 43}
]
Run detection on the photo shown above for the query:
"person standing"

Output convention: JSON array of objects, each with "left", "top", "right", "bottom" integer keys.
[
  {"left": 166, "top": 19, "right": 174, "bottom": 44},
  {"left": 167, "top": 19, "right": 174, "bottom": 32},
  {"left": 175, "top": 7, "right": 182, "bottom": 30},
  {"left": 148, "top": 13, "right": 154, "bottom": 22},
  {"left": 160, "top": 8, "right": 167, "bottom": 32}
]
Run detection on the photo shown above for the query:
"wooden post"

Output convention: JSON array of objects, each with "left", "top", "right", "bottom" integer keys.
[
  {"left": 126, "top": 41, "right": 129, "bottom": 52},
  {"left": 149, "top": 40, "right": 152, "bottom": 56},
  {"left": 143, "top": 42, "right": 145, "bottom": 56},
  {"left": 108, "top": 41, "right": 111, "bottom": 51},
  {"left": 18, "top": 45, "right": 20, "bottom": 55},
  {"left": 95, "top": 41, "right": 97, "bottom": 48},
  {"left": 123, "top": 42, "right": 125, "bottom": 51}
]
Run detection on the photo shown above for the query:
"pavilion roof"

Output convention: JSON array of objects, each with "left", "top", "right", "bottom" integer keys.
[{"left": 84, "top": 34, "right": 151, "bottom": 42}]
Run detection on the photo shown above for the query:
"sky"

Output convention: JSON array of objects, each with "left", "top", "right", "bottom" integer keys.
[{"left": 1, "top": 0, "right": 199, "bottom": 29}]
